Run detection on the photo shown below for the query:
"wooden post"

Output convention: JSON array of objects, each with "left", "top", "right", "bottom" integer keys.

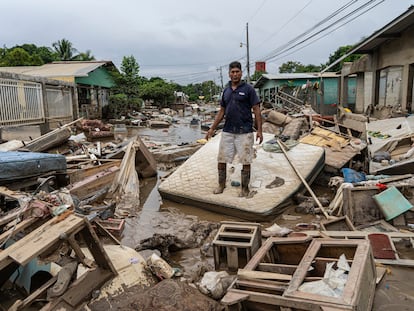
[{"left": 276, "top": 139, "right": 333, "bottom": 220}]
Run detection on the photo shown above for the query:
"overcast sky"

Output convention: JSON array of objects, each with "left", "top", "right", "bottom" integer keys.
[{"left": 2, "top": 0, "right": 413, "bottom": 85}]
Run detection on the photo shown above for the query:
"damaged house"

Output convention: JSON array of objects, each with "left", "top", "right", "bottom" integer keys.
[
  {"left": 0, "top": 71, "right": 77, "bottom": 138},
  {"left": 254, "top": 72, "right": 357, "bottom": 116},
  {"left": 338, "top": 5, "right": 414, "bottom": 119},
  {"left": 0, "top": 61, "right": 117, "bottom": 122}
]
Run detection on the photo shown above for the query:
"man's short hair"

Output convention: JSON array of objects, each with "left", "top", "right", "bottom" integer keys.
[{"left": 229, "top": 61, "right": 242, "bottom": 71}]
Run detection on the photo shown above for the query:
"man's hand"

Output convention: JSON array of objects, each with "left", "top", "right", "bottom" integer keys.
[
  {"left": 256, "top": 130, "right": 263, "bottom": 144},
  {"left": 205, "top": 128, "right": 215, "bottom": 140}
]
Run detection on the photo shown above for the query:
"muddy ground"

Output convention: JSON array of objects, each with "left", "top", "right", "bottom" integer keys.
[{"left": 2, "top": 121, "right": 414, "bottom": 310}]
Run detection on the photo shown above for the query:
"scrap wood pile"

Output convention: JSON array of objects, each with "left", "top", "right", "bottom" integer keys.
[{"left": 0, "top": 119, "right": 162, "bottom": 310}]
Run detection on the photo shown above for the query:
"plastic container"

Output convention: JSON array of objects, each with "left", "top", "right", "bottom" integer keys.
[{"left": 113, "top": 124, "right": 127, "bottom": 141}]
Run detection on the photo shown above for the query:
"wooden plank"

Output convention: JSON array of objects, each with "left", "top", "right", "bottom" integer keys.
[
  {"left": 375, "top": 258, "right": 414, "bottom": 267},
  {"left": 213, "top": 240, "right": 255, "bottom": 247},
  {"left": 68, "top": 166, "right": 119, "bottom": 200},
  {"left": 62, "top": 268, "right": 113, "bottom": 306},
  {"left": 227, "top": 246, "right": 239, "bottom": 271},
  {"left": 376, "top": 266, "right": 387, "bottom": 284},
  {"left": 66, "top": 160, "right": 121, "bottom": 184},
  {"left": 19, "top": 275, "right": 57, "bottom": 309},
  {"left": 227, "top": 288, "right": 323, "bottom": 311},
  {"left": 217, "top": 232, "right": 255, "bottom": 239},
  {"left": 0, "top": 217, "right": 38, "bottom": 244},
  {"left": 257, "top": 263, "right": 298, "bottom": 275},
  {"left": 1, "top": 214, "right": 84, "bottom": 269},
  {"left": 79, "top": 219, "right": 117, "bottom": 274},
  {"left": 40, "top": 268, "right": 113, "bottom": 310},
  {"left": 238, "top": 269, "right": 293, "bottom": 281},
  {"left": 221, "top": 291, "right": 249, "bottom": 305},
  {"left": 302, "top": 230, "right": 414, "bottom": 239},
  {"left": 20, "top": 127, "right": 72, "bottom": 152},
  {"left": 236, "top": 278, "right": 288, "bottom": 292}
]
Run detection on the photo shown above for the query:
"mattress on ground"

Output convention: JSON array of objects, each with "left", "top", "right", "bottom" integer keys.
[
  {"left": 0, "top": 151, "right": 67, "bottom": 181},
  {"left": 159, "top": 132, "right": 325, "bottom": 220}
]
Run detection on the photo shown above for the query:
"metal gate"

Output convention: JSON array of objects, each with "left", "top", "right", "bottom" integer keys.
[
  {"left": 46, "top": 87, "right": 73, "bottom": 125},
  {"left": 0, "top": 78, "right": 45, "bottom": 127}
]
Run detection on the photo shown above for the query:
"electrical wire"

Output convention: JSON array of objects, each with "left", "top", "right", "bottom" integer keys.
[
  {"left": 259, "top": 0, "right": 360, "bottom": 62},
  {"left": 254, "top": 0, "right": 384, "bottom": 64},
  {"left": 264, "top": 0, "right": 385, "bottom": 65},
  {"left": 255, "top": 0, "right": 315, "bottom": 50}
]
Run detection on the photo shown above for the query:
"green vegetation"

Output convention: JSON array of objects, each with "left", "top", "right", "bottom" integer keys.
[
  {"left": 0, "top": 40, "right": 363, "bottom": 117},
  {"left": 278, "top": 45, "right": 362, "bottom": 73}
]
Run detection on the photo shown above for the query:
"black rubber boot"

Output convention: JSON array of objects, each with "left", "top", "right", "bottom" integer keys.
[
  {"left": 239, "top": 169, "right": 250, "bottom": 197},
  {"left": 213, "top": 169, "right": 226, "bottom": 194}
]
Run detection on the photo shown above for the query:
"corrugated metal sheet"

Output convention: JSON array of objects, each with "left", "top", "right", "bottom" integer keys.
[
  {"left": 0, "top": 61, "right": 110, "bottom": 78},
  {"left": 354, "top": 6, "right": 414, "bottom": 54}
]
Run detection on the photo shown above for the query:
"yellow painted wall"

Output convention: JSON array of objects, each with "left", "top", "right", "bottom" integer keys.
[{"left": 50, "top": 76, "right": 75, "bottom": 83}]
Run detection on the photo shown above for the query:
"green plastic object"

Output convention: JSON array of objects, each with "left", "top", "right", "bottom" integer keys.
[{"left": 373, "top": 186, "right": 413, "bottom": 221}]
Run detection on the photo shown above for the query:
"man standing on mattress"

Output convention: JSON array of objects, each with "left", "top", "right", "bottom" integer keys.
[{"left": 205, "top": 61, "right": 263, "bottom": 197}]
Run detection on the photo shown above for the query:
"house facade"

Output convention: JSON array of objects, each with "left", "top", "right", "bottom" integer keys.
[
  {"left": 254, "top": 72, "right": 356, "bottom": 115},
  {"left": 0, "top": 61, "right": 117, "bottom": 121},
  {"left": 340, "top": 6, "right": 414, "bottom": 119},
  {"left": 0, "top": 70, "right": 77, "bottom": 133}
]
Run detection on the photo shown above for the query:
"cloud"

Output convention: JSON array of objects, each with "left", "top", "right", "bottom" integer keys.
[{"left": 1, "top": 0, "right": 412, "bottom": 84}]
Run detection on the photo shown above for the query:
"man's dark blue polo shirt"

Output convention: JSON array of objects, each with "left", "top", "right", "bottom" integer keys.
[{"left": 221, "top": 81, "right": 260, "bottom": 134}]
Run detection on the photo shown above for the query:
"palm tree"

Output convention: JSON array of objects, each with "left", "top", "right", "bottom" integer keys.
[
  {"left": 74, "top": 50, "right": 95, "bottom": 61},
  {"left": 52, "top": 38, "right": 78, "bottom": 61}
]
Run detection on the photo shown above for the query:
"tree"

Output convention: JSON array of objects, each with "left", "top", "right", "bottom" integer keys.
[
  {"left": 0, "top": 48, "right": 32, "bottom": 66},
  {"left": 325, "top": 45, "right": 362, "bottom": 72},
  {"left": 74, "top": 50, "right": 95, "bottom": 61},
  {"left": 251, "top": 70, "right": 267, "bottom": 81},
  {"left": 279, "top": 61, "right": 322, "bottom": 73},
  {"left": 140, "top": 78, "right": 175, "bottom": 107},
  {"left": 107, "top": 55, "right": 143, "bottom": 118},
  {"left": 0, "top": 44, "right": 57, "bottom": 66},
  {"left": 52, "top": 38, "right": 78, "bottom": 60}
]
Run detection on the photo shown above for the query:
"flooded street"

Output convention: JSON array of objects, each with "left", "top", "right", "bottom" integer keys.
[
  {"left": 121, "top": 120, "right": 249, "bottom": 248},
  {"left": 120, "top": 119, "right": 321, "bottom": 249}
]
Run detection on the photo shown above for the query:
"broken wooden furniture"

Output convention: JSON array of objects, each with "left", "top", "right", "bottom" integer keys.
[
  {"left": 213, "top": 221, "right": 262, "bottom": 272},
  {"left": 67, "top": 164, "right": 120, "bottom": 201},
  {"left": 299, "top": 126, "right": 362, "bottom": 173},
  {"left": 0, "top": 214, "right": 117, "bottom": 310},
  {"left": 342, "top": 183, "right": 414, "bottom": 227},
  {"left": 320, "top": 215, "right": 356, "bottom": 231},
  {"left": 372, "top": 186, "right": 413, "bottom": 221},
  {"left": 284, "top": 239, "right": 376, "bottom": 310},
  {"left": 303, "top": 230, "right": 414, "bottom": 267},
  {"left": 105, "top": 135, "right": 157, "bottom": 178},
  {"left": 222, "top": 237, "right": 376, "bottom": 311},
  {"left": 221, "top": 236, "right": 312, "bottom": 310}
]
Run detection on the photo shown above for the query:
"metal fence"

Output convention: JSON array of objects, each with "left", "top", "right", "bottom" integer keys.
[
  {"left": 0, "top": 78, "right": 45, "bottom": 127},
  {"left": 46, "top": 87, "right": 73, "bottom": 126}
]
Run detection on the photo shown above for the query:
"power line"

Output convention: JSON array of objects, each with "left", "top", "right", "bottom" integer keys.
[
  {"left": 255, "top": 0, "right": 314, "bottom": 50},
  {"left": 265, "top": 0, "right": 386, "bottom": 65},
  {"left": 256, "top": 0, "right": 383, "bottom": 64},
  {"left": 247, "top": 0, "right": 268, "bottom": 22},
  {"left": 259, "top": 0, "right": 359, "bottom": 62}
]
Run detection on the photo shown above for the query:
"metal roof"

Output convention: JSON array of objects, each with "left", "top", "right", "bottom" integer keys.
[
  {"left": 0, "top": 61, "right": 116, "bottom": 78},
  {"left": 353, "top": 5, "right": 414, "bottom": 54},
  {"left": 322, "top": 5, "right": 414, "bottom": 73},
  {"left": 254, "top": 72, "right": 339, "bottom": 88}
]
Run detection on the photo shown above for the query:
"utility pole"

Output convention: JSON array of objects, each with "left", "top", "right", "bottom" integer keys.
[
  {"left": 246, "top": 22, "right": 250, "bottom": 84},
  {"left": 217, "top": 66, "right": 224, "bottom": 90}
]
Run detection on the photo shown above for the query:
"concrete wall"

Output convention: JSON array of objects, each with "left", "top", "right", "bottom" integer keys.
[{"left": 342, "top": 24, "right": 414, "bottom": 116}]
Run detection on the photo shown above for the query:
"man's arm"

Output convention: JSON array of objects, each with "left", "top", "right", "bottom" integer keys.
[
  {"left": 205, "top": 106, "right": 225, "bottom": 140},
  {"left": 252, "top": 104, "right": 263, "bottom": 144}
]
